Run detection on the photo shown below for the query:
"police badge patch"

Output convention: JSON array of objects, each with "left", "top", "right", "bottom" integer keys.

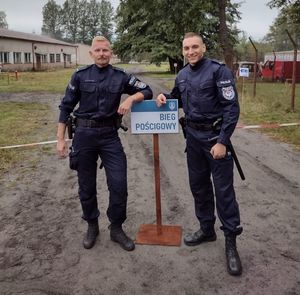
[
  {"left": 222, "top": 86, "right": 235, "bottom": 100},
  {"left": 134, "top": 81, "right": 146, "bottom": 89}
]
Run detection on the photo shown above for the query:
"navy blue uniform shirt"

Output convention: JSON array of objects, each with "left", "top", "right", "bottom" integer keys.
[
  {"left": 59, "top": 64, "right": 153, "bottom": 123},
  {"left": 166, "top": 57, "right": 239, "bottom": 145}
]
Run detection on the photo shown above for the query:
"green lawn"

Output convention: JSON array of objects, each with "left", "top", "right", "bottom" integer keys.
[{"left": 0, "top": 101, "right": 51, "bottom": 171}]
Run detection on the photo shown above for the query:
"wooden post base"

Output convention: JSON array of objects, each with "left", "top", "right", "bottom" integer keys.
[{"left": 135, "top": 224, "right": 182, "bottom": 246}]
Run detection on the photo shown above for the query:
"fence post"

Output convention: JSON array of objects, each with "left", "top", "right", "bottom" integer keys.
[
  {"left": 286, "top": 29, "right": 297, "bottom": 112},
  {"left": 249, "top": 37, "right": 258, "bottom": 98}
]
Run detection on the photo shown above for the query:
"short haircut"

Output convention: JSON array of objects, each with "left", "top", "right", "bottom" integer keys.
[
  {"left": 91, "top": 36, "right": 111, "bottom": 48},
  {"left": 183, "top": 32, "right": 203, "bottom": 42}
]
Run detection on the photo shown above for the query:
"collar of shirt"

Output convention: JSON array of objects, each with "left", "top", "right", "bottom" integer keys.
[
  {"left": 93, "top": 63, "right": 111, "bottom": 73},
  {"left": 189, "top": 57, "right": 206, "bottom": 71}
]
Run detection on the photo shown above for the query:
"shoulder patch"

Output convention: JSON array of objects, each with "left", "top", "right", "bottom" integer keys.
[
  {"left": 222, "top": 86, "right": 235, "bottom": 100},
  {"left": 76, "top": 64, "right": 93, "bottom": 72}
]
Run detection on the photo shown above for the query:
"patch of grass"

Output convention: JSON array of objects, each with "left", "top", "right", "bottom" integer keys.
[
  {"left": 238, "top": 81, "right": 300, "bottom": 149},
  {"left": 0, "top": 101, "right": 51, "bottom": 171},
  {"left": 116, "top": 62, "right": 170, "bottom": 72},
  {"left": 0, "top": 68, "right": 75, "bottom": 93}
]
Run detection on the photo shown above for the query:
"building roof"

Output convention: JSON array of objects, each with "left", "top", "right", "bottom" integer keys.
[{"left": 0, "top": 28, "right": 77, "bottom": 47}]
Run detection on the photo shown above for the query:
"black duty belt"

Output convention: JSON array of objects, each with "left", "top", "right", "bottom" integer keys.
[
  {"left": 187, "top": 120, "right": 214, "bottom": 131},
  {"left": 76, "top": 118, "right": 115, "bottom": 128}
]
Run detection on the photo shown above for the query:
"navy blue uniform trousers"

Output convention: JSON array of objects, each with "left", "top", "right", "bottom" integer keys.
[
  {"left": 186, "top": 127, "right": 241, "bottom": 236},
  {"left": 71, "top": 126, "right": 127, "bottom": 225}
]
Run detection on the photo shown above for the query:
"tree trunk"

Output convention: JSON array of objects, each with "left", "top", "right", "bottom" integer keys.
[
  {"left": 218, "top": 0, "right": 234, "bottom": 70},
  {"left": 168, "top": 57, "right": 184, "bottom": 74}
]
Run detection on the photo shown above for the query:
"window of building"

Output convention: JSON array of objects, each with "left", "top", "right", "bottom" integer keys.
[
  {"left": 41, "top": 54, "right": 48, "bottom": 63},
  {"left": 24, "top": 53, "right": 31, "bottom": 63},
  {"left": 66, "top": 54, "right": 71, "bottom": 62},
  {"left": 0, "top": 52, "right": 10, "bottom": 63},
  {"left": 13, "top": 52, "right": 22, "bottom": 64},
  {"left": 50, "top": 54, "right": 55, "bottom": 63},
  {"left": 56, "top": 54, "right": 61, "bottom": 62}
]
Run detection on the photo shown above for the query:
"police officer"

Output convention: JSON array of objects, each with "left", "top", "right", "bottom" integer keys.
[
  {"left": 57, "top": 36, "right": 153, "bottom": 251},
  {"left": 156, "top": 32, "right": 243, "bottom": 275}
]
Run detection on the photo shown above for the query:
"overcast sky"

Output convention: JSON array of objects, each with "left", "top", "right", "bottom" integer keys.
[{"left": 1, "top": 0, "right": 278, "bottom": 40}]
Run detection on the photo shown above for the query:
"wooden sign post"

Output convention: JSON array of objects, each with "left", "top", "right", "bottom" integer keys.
[{"left": 131, "top": 100, "right": 182, "bottom": 246}]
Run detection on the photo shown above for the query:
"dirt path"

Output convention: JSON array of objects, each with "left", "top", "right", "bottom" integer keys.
[{"left": 0, "top": 74, "right": 299, "bottom": 295}]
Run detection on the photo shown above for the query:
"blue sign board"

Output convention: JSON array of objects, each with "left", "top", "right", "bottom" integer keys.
[
  {"left": 131, "top": 99, "right": 179, "bottom": 134},
  {"left": 239, "top": 67, "right": 249, "bottom": 77}
]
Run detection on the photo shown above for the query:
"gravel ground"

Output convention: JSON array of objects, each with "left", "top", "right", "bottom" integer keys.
[{"left": 0, "top": 73, "right": 299, "bottom": 295}]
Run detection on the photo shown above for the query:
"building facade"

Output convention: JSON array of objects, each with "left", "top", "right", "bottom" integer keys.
[
  {"left": 0, "top": 29, "right": 77, "bottom": 72},
  {"left": 264, "top": 50, "right": 300, "bottom": 63}
]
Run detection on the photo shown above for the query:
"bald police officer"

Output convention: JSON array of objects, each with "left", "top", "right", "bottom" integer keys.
[
  {"left": 57, "top": 36, "right": 153, "bottom": 251},
  {"left": 156, "top": 32, "right": 243, "bottom": 275}
]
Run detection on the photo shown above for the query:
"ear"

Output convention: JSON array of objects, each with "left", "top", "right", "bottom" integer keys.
[
  {"left": 89, "top": 50, "right": 93, "bottom": 57},
  {"left": 202, "top": 44, "right": 206, "bottom": 53}
]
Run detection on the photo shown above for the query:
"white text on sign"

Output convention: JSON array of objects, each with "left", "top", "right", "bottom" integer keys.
[{"left": 131, "top": 100, "right": 179, "bottom": 134}]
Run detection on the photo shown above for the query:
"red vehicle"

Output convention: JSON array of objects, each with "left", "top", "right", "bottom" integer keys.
[{"left": 261, "top": 60, "right": 300, "bottom": 82}]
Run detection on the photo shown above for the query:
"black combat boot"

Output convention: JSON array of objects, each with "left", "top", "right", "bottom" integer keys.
[
  {"left": 110, "top": 224, "right": 135, "bottom": 251},
  {"left": 184, "top": 229, "right": 217, "bottom": 246},
  {"left": 83, "top": 220, "right": 99, "bottom": 249},
  {"left": 225, "top": 235, "right": 242, "bottom": 276}
]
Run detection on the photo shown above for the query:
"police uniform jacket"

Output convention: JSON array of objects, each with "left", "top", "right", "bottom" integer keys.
[
  {"left": 59, "top": 64, "right": 153, "bottom": 123},
  {"left": 167, "top": 57, "right": 239, "bottom": 146}
]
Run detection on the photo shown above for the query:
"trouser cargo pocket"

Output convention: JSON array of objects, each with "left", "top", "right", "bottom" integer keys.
[{"left": 69, "top": 150, "right": 79, "bottom": 170}]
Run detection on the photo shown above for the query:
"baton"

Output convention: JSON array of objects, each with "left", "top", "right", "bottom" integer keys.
[
  {"left": 228, "top": 143, "right": 245, "bottom": 180},
  {"left": 208, "top": 136, "right": 245, "bottom": 181}
]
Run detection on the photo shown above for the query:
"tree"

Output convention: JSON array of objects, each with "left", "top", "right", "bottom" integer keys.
[
  {"left": 234, "top": 33, "right": 273, "bottom": 63},
  {"left": 77, "top": 0, "right": 90, "bottom": 44},
  {"left": 264, "top": 10, "right": 300, "bottom": 51},
  {"left": 217, "top": 0, "right": 241, "bottom": 69},
  {"left": 114, "top": 0, "right": 240, "bottom": 72},
  {"left": 50, "top": 0, "right": 114, "bottom": 44},
  {"left": 42, "top": 0, "right": 63, "bottom": 39},
  {"left": 98, "top": 0, "right": 114, "bottom": 41},
  {"left": 0, "top": 11, "right": 8, "bottom": 29},
  {"left": 61, "top": 0, "right": 82, "bottom": 43},
  {"left": 85, "top": 0, "right": 101, "bottom": 43},
  {"left": 268, "top": 0, "right": 300, "bottom": 24}
]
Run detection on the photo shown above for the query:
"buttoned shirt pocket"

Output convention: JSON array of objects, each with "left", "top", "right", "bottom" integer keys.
[
  {"left": 104, "top": 82, "right": 123, "bottom": 112},
  {"left": 197, "top": 80, "right": 215, "bottom": 100},
  {"left": 108, "top": 83, "right": 123, "bottom": 94},
  {"left": 79, "top": 82, "right": 97, "bottom": 113},
  {"left": 190, "top": 79, "right": 217, "bottom": 114}
]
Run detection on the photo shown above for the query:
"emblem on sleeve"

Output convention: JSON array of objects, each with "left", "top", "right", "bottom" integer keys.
[
  {"left": 222, "top": 86, "right": 235, "bottom": 100},
  {"left": 129, "top": 76, "right": 137, "bottom": 86},
  {"left": 68, "top": 83, "right": 75, "bottom": 91},
  {"left": 134, "top": 81, "right": 146, "bottom": 89}
]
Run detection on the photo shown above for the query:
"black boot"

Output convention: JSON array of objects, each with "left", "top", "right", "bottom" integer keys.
[
  {"left": 225, "top": 235, "right": 242, "bottom": 276},
  {"left": 83, "top": 220, "right": 99, "bottom": 249},
  {"left": 110, "top": 224, "right": 135, "bottom": 251},
  {"left": 184, "top": 229, "right": 217, "bottom": 246}
]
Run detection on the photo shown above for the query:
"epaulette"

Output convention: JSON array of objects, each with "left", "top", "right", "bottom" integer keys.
[
  {"left": 112, "top": 66, "right": 126, "bottom": 73},
  {"left": 76, "top": 64, "right": 93, "bottom": 72},
  {"left": 211, "top": 59, "right": 225, "bottom": 66}
]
